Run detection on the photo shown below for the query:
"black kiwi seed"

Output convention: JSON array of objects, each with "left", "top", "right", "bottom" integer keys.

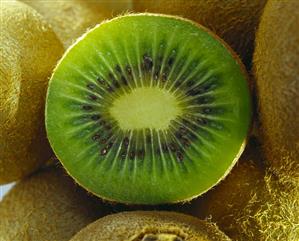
[
  {"left": 121, "top": 75, "right": 128, "bottom": 85},
  {"left": 91, "top": 114, "right": 100, "bottom": 121},
  {"left": 169, "top": 143, "right": 177, "bottom": 152},
  {"left": 123, "top": 137, "right": 129, "bottom": 147},
  {"left": 87, "top": 83, "right": 96, "bottom": 90},
  {"left": 197, "top": 118, "right": 209, "bottom": 125},
  {"left": 82, "top": 105, "right": 92, "bottom": 111},
  {"left": 88, "top": 94, "right": 98, "bottom": 101},
  {"left": 176, "top": 151, "right": 184, "bottom": 162},
  {"left": 202, "top": 108, "right": 212, "bottom": 114},
  {"left": 92, "top": 134, "right": 101, "bottom": 141},
  {"left": 143, "top": 54, "right": 153, "bottom": 71},
  {"left": 96, "top": 76, "right": 106, "bottom": 85},
  {"left": 100, "top": 148, "right": 108, "bottom": 156},
  {"left": 126, "top": 65, "right": 133, "bottom": 77},
  {"left": 115, "top": 65, "right": 122, "bottom": 73}
]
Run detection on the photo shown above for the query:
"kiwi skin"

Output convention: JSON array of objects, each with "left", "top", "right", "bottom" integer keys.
[
  {"left": 0, "top": 0, "right": 64, "bottom": 184},
  {"left": 23, "top": 0, "right": 111, "bottom": 47},
  {"left": 186, "top": 139, "right": 299, "bottom": 240},
  {"left": 133, "top": 0, "right": 267, "bottom": 69},
  {"left": 253, "top": 0, "right": 299, "bottom": 183},
  {"left": 70, "top": 211, "right": 230, "bottom": 241},
  {"left": 0, "top": 165, "right": 109, "bottom": 241}
]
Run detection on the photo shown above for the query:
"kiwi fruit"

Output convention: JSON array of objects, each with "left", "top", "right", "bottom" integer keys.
[
  {"left": 188, "top": 138, "right": 299, "bottom": 240},
  {"left": 0, "top": 166, "right": 108, "bottom": 241},
  {"left": 133, "top": 0, "right": 267, "bottom": 69},
  {"left": 99, "top": 0, "right": 133, "bottom": 14},
  {"left": 70, "top": 211, "right": 231, "bottom": 241},
  {"left": 46, "top": 14, "right": 251, "bottom": 204},
  {"left": 253, "top": 0, "right": 299, "bottom": 183},
  {"left": 23, "top": 0, "right": 111, "bottom": 47},
  {"left": 0, "top": 0, "right": 64, "bottom": 184}
]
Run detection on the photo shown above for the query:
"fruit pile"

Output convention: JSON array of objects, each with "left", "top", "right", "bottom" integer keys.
[{"left": 0, "top": 1, "right": 298, "bottom": 240}]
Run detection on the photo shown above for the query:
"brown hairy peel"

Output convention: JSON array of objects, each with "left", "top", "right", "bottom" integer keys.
[
  {"left": 185, "top": 139, "right": 299, "bottom": 240},
  {"left": 0, "top": 0, "right": 64, "bottom": 184},
  {"left": 70, "top": 211, "right": 231, "bottom": 241},
  {"left": 253, "top": 0, "right": 299, "bottom": 183},
  {"left": 133, "top": 0, "right": 267, "bottom": 69},
  {"left": 23, "top": 0, "right": 112, "bottom": 47},
  {"left": 0, "top": 166, "right": 109, "bottom": 241}
]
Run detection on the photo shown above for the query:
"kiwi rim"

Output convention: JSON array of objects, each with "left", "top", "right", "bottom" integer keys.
[{"left": 46, "top": 13, "right": 252, "bottom": 204}]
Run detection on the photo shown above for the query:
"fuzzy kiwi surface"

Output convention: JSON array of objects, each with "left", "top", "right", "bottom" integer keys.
[
  {"left": 188, "top": 139, "right": 299, "bottom": 240},
  {"left": 253, "top": 0, "right": 299, "bottom": 183},
  {"left": 23, "top": 0, "right": 111, "bottom": 47},
  {"left": 133, "top": 0, "right": 267, "bottom": 69},
  {"left": 0, "top": 165, "right": 108, "bottom": 241},
  {"left": 46, "top": 13, "right": 251, "bottom": 204},
  {"left": 98, "top": 0, "right": 133, "bottom": 14},
  {"left": 0, "top": 0, "right": 64, "bottom": 184},
  {"left": 70, "top": 211, "right": 231, "bottom": 241}
]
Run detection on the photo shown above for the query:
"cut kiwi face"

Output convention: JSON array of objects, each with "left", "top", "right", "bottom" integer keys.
[
  {"left": 46, "top": 14, "right": 251, "bottom": 204},
  {"left": 70, "top": 211, "right": 231, "bottom": 241}
]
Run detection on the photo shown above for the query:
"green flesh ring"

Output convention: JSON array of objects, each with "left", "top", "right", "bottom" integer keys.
[{"left": 46, "top": 14, "right": 251, "bottom": 204}]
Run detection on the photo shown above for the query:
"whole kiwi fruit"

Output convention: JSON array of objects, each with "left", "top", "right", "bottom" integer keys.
[
  {"left": 70, "top": 211, "right": 231, "bottom": 241},
  {"left": 46, "top": 13, "right": 251, "bottom": 204},
  {"left": 23, "top": 0, "right": 111, "bottom": 47},
  {"left": 0, "top": 0, "right": 64, "bottom": 184},
  {"left": 133, "top": 0, "right": 267, "bottom": 69},
  {"left": 0, "top": 166, "right": 108, "bottom": 241},
  {"left": 253, "top": 0, "right": 299, "bottom": 183},
  {"left": 188, "top": 139, "right": 299, "bottom": 240},
  {"left": 98, "top": 0, "right": 133, "bottom": 14}
]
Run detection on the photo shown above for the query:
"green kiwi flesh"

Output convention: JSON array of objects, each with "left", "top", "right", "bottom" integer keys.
[
  {"left": 70, "top": 211, "right": 231, "bottom": 241},
  {"left": 0, "top": 166, "right": 108, "bottom": 241},
  {"left": 0, "top": 0, "right": 64, "bottom": 184},
  {"left": 46, "top": 14, "right": 251, "bottom": 204},
  {"left": 254, "top": 0, "right": 299, "bottom": 182}
]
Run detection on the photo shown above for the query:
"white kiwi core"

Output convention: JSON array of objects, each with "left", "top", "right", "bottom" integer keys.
[{"left": 109, "top": 87, "right": 182, "bottom": 130}]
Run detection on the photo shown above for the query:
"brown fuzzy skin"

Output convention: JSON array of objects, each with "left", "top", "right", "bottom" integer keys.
[
  {"left": 253, "top": 0, "right": 299, "bottom": 183},
  {"left": 0, "top": 0, "right": 64, "bottom": 184},
  {"left": 97, "top": 0, "right": 133, "bottom": 15},
  {"left": 187, "top": 140, "right": 299, "bottom": 240},
  {"left": 23, "top": 0, "right": 111, "bottom": 47},
  {"left": 0, "top": 166, "right": 108, "bottom": 241},
  {"left": 133, "top": 0, "right": 267, "bottom": 69},
  {"left": 70, "top": 211, "right": 231, "bottom": 241}
]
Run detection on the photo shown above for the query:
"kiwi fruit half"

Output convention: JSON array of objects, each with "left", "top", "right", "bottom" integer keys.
[
  {"left": 23, "top": 0, "right": 110, "bottom": 47},
  {"left": 70, "top": 211, "right": 231, "bottom": 241},
  {"left": 133, "top": 0, "right": 267, "bottom": 69},
  {"left": 188, "top": 138, "right": 299, "bottom": 240},
  {"left": 0, "top": 0, "right": 64, "bottom": 184},
  {"left": 0, "top": 166, "right": 108, "bottom": 241},
  {"left": 46, "top": 14, "right": 251, "bottom": 204},
  {"left": 253, "top": 0, "right": 299, "bottom": 183}
]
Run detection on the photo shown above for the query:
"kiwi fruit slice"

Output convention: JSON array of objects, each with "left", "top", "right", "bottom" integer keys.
[
  {"left": 0, "top": 165, "right": 108, "bottom": 241},
  {"left": 133, "top": 0, "right": 267, "bottom": 69},
  {"left": 254, "top": 0, "right": 299, "bottom": 183},
  {"left": 23, "top": 0, "right": 110, "bottom": 47},
  {"left": 188, "top": 138, "right": 299, "bottom": 240},
  {"left": 46, "top": 14, "right": 251, "bottom": 204},
  {"left": 70, "top": 211, "right": 231, "bottom": 241},
  {"left": 0, "top": 0, "right": 64, "bottom": 184}
]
